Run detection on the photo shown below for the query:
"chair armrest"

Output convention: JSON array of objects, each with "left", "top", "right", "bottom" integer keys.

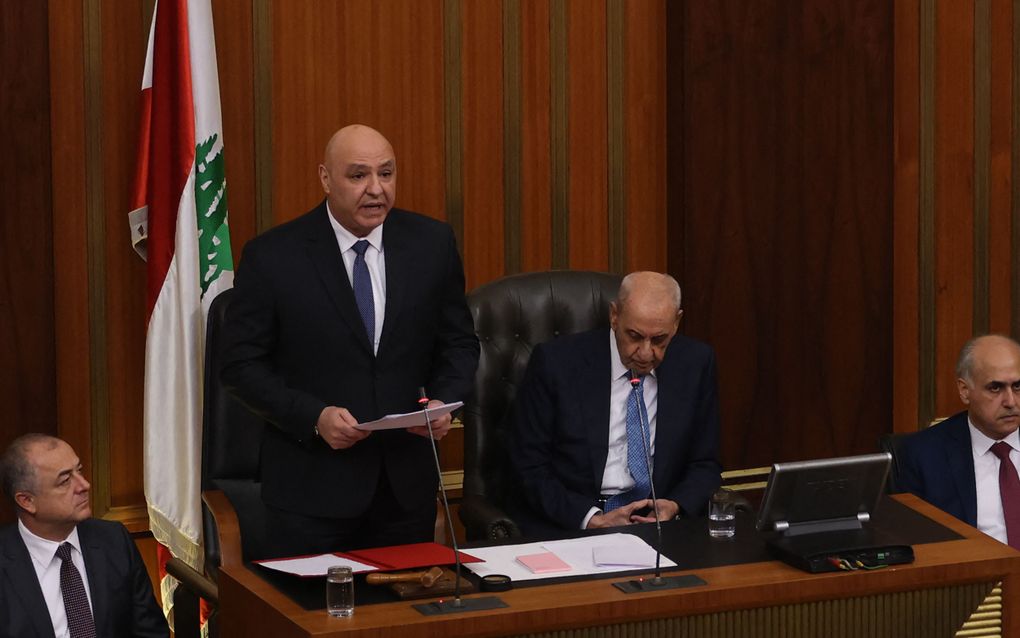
[
  {"left": 458, "top": 494, "right": 521, "bottom": 540},
  {"left": 203, "top": 489, "right": 242, "bottom": 568},
  {"left": 165, "top": 557, "right": 219, "bottom": 604}
]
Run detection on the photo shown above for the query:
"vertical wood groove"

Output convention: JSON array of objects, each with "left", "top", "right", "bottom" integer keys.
[
  {"left": 1013, "top": 0, "right": 1020, "bottom": 338},
  {"left": 974, "top": 0, "right": 991, "bottom": 334},
  {"left": 83, "top": 0, "right": 111, "bottom": 518},
  {"left": 550, "top": 0, "right": 569, "bottom": 268},
  {"left": 606, "top": 0, "right": 625, "bottom": 274},
  {"left": 252, "top": 0, "right": 272, "bottom": 234},
  {"left": 919, "top": 0, "right": 937, "bottom": 428},
  {"left": 503, "top": 0, "right": 522, "bottom": 275},
  {"left": 444, "top": 0, "right": 464, "bottom": 247}
]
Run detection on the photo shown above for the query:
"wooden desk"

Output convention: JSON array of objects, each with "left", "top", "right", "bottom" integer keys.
[{"left": 218, "top": 495, "right": 1020, "bottom": 637}]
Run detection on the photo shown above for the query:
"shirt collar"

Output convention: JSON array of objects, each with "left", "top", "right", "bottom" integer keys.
[
  {"left": 969, "top": 417, "right": 1020, "bottom": 456},
  {"left": 18, "top": 519, "right": 81, "bottom": 570},
  {"left": 608, "top": 329, "right": 656, "bottom": 382},
  {"left": 326, "top": 201, "right": 384, "bottom": 253}
]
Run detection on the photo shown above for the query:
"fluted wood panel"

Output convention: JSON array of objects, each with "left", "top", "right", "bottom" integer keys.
[
  {"left": 0, "top": 0, "right": 56, "bottom": 525},
  {"left": 669, "top": 1, "right": 894, "bottom": 468}
]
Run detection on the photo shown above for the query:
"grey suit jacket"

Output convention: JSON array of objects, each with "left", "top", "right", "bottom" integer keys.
[{"left": 0, "top": 518, "right": 168, "bottom": 638}]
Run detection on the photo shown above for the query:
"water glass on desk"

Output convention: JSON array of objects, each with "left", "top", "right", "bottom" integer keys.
[
  {"left": 708, "top": 488, "right": 736, "bottom": 539},
  {"left": 326, "top": 566, "right": 354, "bottom": 617}
]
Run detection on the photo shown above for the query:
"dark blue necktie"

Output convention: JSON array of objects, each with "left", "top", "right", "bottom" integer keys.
[
  {"left": 351, "top": 240, "right": 375, "bottom": 344},
  {"left": 607, "top": 376, "right": 651, "bottom": 511},
  {"left": 56, "top": 542, "right": 96, "bottom": 638}
]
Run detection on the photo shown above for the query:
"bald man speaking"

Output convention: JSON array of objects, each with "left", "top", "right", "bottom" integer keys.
[{"left": 221, "top": 125, "right": 479, "bottom": 556}]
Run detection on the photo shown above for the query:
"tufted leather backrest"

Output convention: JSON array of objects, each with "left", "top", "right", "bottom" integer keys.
[
  {"left": 462, "top": 271, "right": 622, "bottom": 510},
  {"left": 201, "top": 288, "right": 270, "bottom": 566}
]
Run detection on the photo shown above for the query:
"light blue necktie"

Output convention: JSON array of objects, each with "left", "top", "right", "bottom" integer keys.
[
  {"left": 607, "top": 375, "right": 651, "bottom": 511},
  {"left": 351, "top": 240, "right": 374, "bottom": 344}
]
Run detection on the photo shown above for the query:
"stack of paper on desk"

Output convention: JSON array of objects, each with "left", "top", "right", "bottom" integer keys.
[{"left": 466, "top": 533, "right": 676, "bottom": 582}]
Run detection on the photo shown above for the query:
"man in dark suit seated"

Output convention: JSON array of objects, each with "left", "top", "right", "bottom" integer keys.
[
  {"left": 508, "top": 271, "right": 722, "bottom": 537},
  {"left": 0, "top": 434, "right": 168, "bottom": 638},
  {"left": 898, "top": 335, "right": 1020, "bottom": 549},
  {"left": 221, "top": 124, "right": 479, "bottom": 557}
]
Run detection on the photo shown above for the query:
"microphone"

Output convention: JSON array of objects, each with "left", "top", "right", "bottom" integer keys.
[
  {"left": 411, "top": 388, "right": 507, "bottom": 616},
  {"left": 613, "top": 370, "right": 701, "bottom": 594}
]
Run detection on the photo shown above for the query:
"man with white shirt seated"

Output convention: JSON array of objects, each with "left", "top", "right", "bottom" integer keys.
[
  {"left": 898, "top": 335, "right": 1020, "bottom": 549},
  {"left": 0, "top": 434, "right": 168, "bottom": 638}
]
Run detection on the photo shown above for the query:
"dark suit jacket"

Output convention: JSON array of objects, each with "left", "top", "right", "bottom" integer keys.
[
  {"left": 896, "top": 411, "right": 977, "bottom": 526},
  {"left": 508, "top": 329, "right": 722, "bottom": 537},
  {"left": 0, "top": 518, "right": 168, "bottom": 638},
  {"left": 221, "top": 204, "right": 479, "bottom": 518}
]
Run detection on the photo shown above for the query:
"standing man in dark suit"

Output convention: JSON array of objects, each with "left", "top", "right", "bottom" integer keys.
[
  {"left": 897, "top": 335, "right": 1020, "bottom": 549},
  {"left": 509, "top": 272, "right": 722, "bottom": 537},
  {"left": 221, "top": 124, "right": 479, "bottom": 556},
  {"left": 0, "top": 434, "right": 168, "bottom": 638}
]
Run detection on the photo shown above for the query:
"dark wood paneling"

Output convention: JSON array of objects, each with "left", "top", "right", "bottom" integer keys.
[
  {"left": 989, "top": 0, "right": 1014, "bottom": 335},
  {"left": 670, "top": 1, "right": 894, "bottom": 468},
  {"left": 271, "top": 0, "right": 446, "bottom": 225},
  {"left": 566, "top": 0, "right": 608, "bottom": 271},
  {"left": 460, "top": 0, "right": 505, "bottom": 290},
  {"left": 933, "top": 0, "right": 975, "bottom": 419},
  {"left": 520, "top": 0, "right": 553, "bottom": 272},
  {"left": 0, "top": 0, "right": 55, "bottom": 525},
  {"left": 625, "top": 0, "right": 667, "bottom": 273}
]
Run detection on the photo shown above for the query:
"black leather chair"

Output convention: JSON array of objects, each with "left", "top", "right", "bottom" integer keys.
[
  {"left": 458, "top": 270, "right": 622, "bottom": 541},
  {"left": 165, "top": 288, "right": 269, "bottom": 637}
]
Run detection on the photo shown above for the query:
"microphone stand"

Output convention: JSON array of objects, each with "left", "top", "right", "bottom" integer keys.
[
  {"left": 613, "top": 371, "right": 704, "bottom": 594},
  {"left": 412, "top": 389, "right": 507, "bottom": 616}
]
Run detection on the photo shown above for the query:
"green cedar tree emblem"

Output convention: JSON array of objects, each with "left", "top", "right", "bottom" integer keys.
[{"left": 194, "top": 133, "right": 233, "bottom": 295}]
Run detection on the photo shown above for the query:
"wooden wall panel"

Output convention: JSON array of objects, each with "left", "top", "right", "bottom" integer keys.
[
  {"left": 624, "top": 1, "right": 667, "bottom": 273},
  {"left": 933, "top": 0, "right": 975, "bottom": 419},
  {"left": 670, "top": 1, "right": 894, "bottom": 468},
  {"left": 271, "top": 0, "right": 447, "bottom": 225},
  {"left": 0, "top": 0, "right": 56, "bottom": 525},
  {"left": 460, "top": 0, "right": 505, "bottom": 289},
  {"left": 520, "top": 0, "right": 553, "bottom": 272},
  {"left": 566, "top": 0, "right": 609, "bottom": 270},
  {"left": 988, "top": 0, "right": 1014, "bottom": 335}
]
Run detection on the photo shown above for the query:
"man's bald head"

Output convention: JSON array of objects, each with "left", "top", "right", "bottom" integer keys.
[
  {"left": 610, "top": 272, "right": 683, "bottom": 375},
  {"left": 318, "top": 124, "right": 397, "bottom": 237},
  {"left": 956, "top": 334, "right": 1020, "bottom": 440}
]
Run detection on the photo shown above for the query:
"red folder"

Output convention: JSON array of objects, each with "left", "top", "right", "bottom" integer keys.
[{"left": 342, "top": 542, "right": 481, "bottom": 571}]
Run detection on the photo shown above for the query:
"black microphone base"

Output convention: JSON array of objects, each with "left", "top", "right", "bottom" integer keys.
[
  {"left": 612, "top": 574, "right": 706, "bottom": 594},
  {"left": 412, "top": 595, "right": 508, "bottom": 616}
]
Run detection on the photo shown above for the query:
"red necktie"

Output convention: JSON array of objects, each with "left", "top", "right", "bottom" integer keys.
[{"left": 990, "top": 442, "right": 1020, "bottom": 550}]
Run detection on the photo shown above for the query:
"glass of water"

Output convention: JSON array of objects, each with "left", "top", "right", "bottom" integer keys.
[
  {"left": 708, "top": 488, "right": 736, "bottom": 539},
  {"left": 326, "top": 566, "right": 354, "bottom": 617}
]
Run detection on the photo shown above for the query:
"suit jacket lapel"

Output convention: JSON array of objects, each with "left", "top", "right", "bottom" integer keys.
[
  {"left": 79, "top": 523, "right": 109, "bottom": 635},
  {"left": 1, "top": 527, "right": 57, "bottom": 638},
  {"left": 946, "top": 415, "right": 979, "bottom": 525},
  {"left": 304, "top": 205, "right": 373, "bottom": 354},
  {"left": 582, "top": 333, "right": 612, "bottom": 490},
  {"left": 652, "top": 357, "right": 681, "bottom": 489},
  {"left": 379, "top": 212, "right": 409, "bottom": 352}
]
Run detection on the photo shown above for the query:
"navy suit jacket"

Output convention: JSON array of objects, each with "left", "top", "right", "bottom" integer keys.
[
  {"left": 221, "top": 204, "right": 479, "bottom": 518},
  {"left": 509, "top": 329, "right": 722, "bottom": 537},
  {"left": 0, "top": 518, "right": 168, "bottom": 638},
  {"left": 896, "top": 411, "right": 977, "bottom": 526}
]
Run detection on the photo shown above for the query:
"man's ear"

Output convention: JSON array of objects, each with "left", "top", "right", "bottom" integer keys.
[
  {"left": 14, "top": 491, "right": 35, "bottom": 515},
  {"left": 957, "top": 378, "right": 971, "bottom": 406},
  {"left": 318, "top": 165, "right": 330, "bottom": 194},
  {"left": 609, "top": 302, "right": 619, "bottom": 331}
]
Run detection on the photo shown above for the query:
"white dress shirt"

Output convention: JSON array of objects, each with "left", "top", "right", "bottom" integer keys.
[
  {"left": 18, "top": 520, "right": 94, "bottom": 638},
  {"left": 971, "top": 420, "right": 1020, "bottom": 545},
  {"left": 581, "top": 330, "right": 660, "bottom": 528},
  {"left": 327, "top": 203, "right": 386, "bottom": 354}
]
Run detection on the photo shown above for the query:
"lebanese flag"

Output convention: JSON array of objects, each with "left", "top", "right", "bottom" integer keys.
[{"left": 129, "top": 0, "right": 233, "bottom": 628}]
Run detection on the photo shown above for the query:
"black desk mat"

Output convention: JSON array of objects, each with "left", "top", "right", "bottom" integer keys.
[{"left": 247, "top": 496, "right": 962, "bottom": 611}]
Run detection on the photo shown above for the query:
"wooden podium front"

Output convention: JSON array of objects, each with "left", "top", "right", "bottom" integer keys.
[{"left": 217, "top": 495, "right": 1019, "bottom": 637}]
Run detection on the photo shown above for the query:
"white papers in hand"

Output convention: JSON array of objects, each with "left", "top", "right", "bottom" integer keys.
[
  {"left": 354, "top": 401, "right": 464, "bottom": 431},
  {"left": 256, "top": 553, "right": 378, "bottom": 577}
]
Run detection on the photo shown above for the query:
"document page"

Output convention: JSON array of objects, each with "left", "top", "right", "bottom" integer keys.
[
  {"left": 255, "top": 553, "right": 379, "bottom": 577},
  {"left": 354, "top": 401, "right": 464, "bottom": 431},
  {"left": 466, "top": 533, "right": 676, "bottom": 582}
]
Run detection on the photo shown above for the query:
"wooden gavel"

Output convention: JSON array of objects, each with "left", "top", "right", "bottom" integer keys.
[{"left": 365, "top": 566, "right": 444, "bottom": 588}]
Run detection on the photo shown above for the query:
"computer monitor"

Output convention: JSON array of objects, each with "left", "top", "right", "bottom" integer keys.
[{"left": 755, "top": 452, "right": 892, "bottom": 535}]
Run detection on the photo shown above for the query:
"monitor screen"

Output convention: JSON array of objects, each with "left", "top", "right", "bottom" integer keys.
[{"left": 755, "top": 452, "right": 892, "bottom": 533}]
